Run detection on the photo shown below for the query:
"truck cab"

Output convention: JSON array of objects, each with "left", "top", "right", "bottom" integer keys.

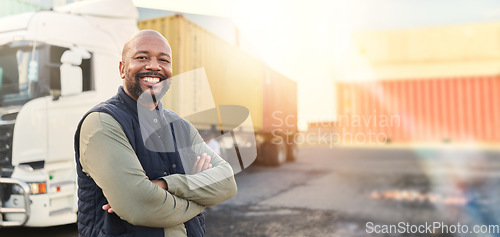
[{"left": 0, "top": 0, "right": 138, "bottom": 227}]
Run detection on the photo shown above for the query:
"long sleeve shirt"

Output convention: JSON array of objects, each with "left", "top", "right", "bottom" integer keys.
[{"left": 79, "top": 112, "right": 237, "bottom": 236}]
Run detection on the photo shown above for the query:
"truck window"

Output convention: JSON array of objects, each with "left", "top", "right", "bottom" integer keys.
[
  {"left": 0, "top": 44, "right": 93, "bottom": 106},
  {"left": 0, "top": 46, "right": 43, "bottom": 106}
]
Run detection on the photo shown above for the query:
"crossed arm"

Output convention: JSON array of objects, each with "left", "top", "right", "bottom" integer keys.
[
  {"left": 102, "top": 152, "right": 214, "bottom": 213},
  {"left": 79, "top": 112, "right": 237, "bottom": 228}
]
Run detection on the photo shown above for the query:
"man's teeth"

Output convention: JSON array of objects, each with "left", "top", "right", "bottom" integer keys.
[{"left": 142, "top": 77, "right": 160, "bottom": 83}]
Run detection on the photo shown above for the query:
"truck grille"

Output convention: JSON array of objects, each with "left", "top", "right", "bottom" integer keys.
[{"left": 0, "top": 123, "right": 15, "bottom": 178}]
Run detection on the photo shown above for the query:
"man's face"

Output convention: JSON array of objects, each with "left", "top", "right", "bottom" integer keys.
[{"left": 119, "top": 33, "right": 173, "bottom": 102}]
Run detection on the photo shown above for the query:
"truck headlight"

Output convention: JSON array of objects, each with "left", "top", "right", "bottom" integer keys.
[
  {"left": 28, "top": 182, "right": 46, "bottom": 195},
  {"left": 10, "top": 182, "right": 47, "bottom": 195}
]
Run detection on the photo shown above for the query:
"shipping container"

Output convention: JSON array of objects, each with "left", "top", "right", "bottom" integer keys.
[
  {"left": 333, "top": 22, "right": 500, "bottom": 145},
  {"left": 138, "top": 15, "right": 298, "bottom": 165},
  {"left": 336, "top": 76, "right": 500, "bottom": 144}
]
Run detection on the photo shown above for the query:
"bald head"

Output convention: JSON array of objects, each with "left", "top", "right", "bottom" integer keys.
[{"left": 122, "top": 30, "right": 171, "bottom": 62}]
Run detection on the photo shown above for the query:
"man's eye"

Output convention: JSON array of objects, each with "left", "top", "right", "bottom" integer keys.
[
  {"left": 160, "top": 59, "right": 171, "bottom": 63},
  {"left": 136, "top": 56, "right": 147, "bottom": 60}
]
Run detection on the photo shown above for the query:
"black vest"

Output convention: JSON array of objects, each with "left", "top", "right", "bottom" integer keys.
[{"left": 74, "top": 87, "right": 205, "bottom": 237}]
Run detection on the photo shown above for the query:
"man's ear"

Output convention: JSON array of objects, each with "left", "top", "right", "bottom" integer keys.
[{"left": 119, "top": 61, "right": 125, "bottom": 79}]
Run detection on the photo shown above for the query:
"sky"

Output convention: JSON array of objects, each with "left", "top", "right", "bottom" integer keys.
[{"left": 133, "top": 0, "right": 500, "bottom": 130}]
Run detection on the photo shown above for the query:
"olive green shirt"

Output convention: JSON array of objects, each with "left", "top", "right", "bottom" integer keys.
[{"left": 79, "top": 112, "right": 237, "bottom": 236}]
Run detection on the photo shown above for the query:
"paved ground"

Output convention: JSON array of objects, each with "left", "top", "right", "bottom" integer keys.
[
  {"left": 2, "top": 145, "right": 500, "bottom": 236},
  {"left": 205, "top": 146, "right": 500, "bottom": 236}
]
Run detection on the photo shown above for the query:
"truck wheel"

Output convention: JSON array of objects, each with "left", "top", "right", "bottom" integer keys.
[
  {"left": 263, "top": 142, "right": 287, "bottom": 166},
  {"left": 287, "top": 142, "right": 299, "bottom": 162}
]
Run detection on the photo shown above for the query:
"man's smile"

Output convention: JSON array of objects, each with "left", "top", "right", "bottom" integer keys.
[
  {"left": 142, "top": 77, "right": 161, "bottom": 84},
  {"left": 136, "top": 72, "right": 167, "bottom": 86}
]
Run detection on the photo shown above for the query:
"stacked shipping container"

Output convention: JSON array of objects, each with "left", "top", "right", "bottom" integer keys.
[{"left": 335, "top": 22, "right": 500, "bottom": 144}]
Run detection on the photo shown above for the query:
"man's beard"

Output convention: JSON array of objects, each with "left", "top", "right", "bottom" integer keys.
[{"left": 125, "top": 72, "right": 170, "bottom": 102}]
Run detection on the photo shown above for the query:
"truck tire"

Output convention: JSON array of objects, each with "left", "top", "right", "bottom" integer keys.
[
  {"left": 263, "top": 142, "right": 287, "bottom": 166},
  {"left": 287, "top": 142, "right": 299, "bottom": 162}
]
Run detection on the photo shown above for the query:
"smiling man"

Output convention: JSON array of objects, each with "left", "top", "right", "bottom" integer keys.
[
  {"left": 74, "top": 30, "right": 237, "bottom": 237},
  {"left": 120, "top": 30, "right": 172, "bottom": 105}
]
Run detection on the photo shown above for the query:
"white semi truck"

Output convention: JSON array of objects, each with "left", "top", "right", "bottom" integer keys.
[{"left": 0, "top": 0, "right": 138, "bottom": 227}]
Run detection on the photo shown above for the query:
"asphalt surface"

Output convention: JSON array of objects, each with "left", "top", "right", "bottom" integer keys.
[
  {"left": 205, "top": 146, "right": 500, "bottom": 236},
  {"left": 1, "top": 145, "right": 500, "bottom": 236}
]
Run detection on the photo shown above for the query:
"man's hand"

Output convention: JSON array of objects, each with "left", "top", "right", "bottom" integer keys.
[
  {"left": 102, "top": 203, "right": 114, "bottom": 213},
  {"left": 103, "top": 153, "right": 213, "bottom": 213},
  {"left": 191, "top": 153, "right": 212, "bottom": 174}
]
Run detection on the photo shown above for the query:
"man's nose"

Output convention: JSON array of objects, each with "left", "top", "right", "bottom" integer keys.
[{"left": 146, "top": 58, "right": 161, "bottom": 70}]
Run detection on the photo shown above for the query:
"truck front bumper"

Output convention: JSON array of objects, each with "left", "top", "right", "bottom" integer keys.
[{"left": 0, "top": 178, "right": 30, "bottom": 227}]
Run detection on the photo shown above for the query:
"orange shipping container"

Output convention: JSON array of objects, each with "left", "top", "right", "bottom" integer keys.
[
  {"left": 334, "top": 22, "right": 500, "bottom": 145},
  {"left": 336, "top": 76, "right": 500, "bottom": 144}
]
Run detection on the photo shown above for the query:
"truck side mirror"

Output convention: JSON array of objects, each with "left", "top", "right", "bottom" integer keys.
[{"left": 59, "top": 50, "right": 83, "bottom": 96}]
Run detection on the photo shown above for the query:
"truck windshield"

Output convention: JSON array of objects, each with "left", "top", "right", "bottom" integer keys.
[{"left": 0, "top": 45, "right": 48, "bottom": 106}]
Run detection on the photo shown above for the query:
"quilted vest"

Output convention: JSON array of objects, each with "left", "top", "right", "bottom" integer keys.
[{"left": 74, "top": 87, "right": 205, "bottom": 237}]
